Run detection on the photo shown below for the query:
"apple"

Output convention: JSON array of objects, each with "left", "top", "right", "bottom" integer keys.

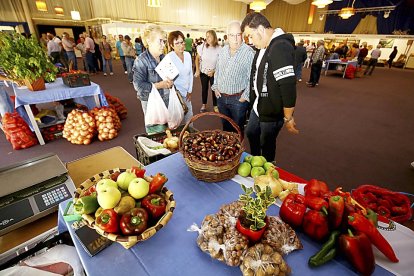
[
  {"left": 97, "top": 186, "right": 121, "bottom": 209},
  {"left": 237, "top": 162, "right": 252, "bottom": 177},
  {"left": 263, "top": 162, "right": 275, "bottom": 172},
  {"left": 244, "top": 155, "right": 253, "bottom": 163},
  {"left": 251, "top": 156, "right": 265, "bottom": 168},
  {"left": 96, "top": 179, "right": 118, "bottom": 193},
  {"left": 259, "top": 156, "right": 267, "bottom": 164},
  {"left": 128, "top": 178, "right": 150, "bottom": 199},
  {"left": 251, "top": 167, "right": 265, "bottom": 178},
  {"left": 117, "top": 172, "right": 136, "bottom": 190}
]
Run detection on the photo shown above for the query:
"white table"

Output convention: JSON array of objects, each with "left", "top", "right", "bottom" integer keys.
[{"left": 324, "top": 60, "right": 358, "bottom": 78}]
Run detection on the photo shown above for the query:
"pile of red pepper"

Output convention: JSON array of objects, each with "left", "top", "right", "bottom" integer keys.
[
  {"left": 279, "top": 179, "right": 399, "bottom": 275},
  {"left": 352, "top": 184, "right": 412, "bottom": 223}
]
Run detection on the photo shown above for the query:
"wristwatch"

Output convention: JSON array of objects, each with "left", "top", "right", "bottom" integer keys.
[{"left": 283, "top": 117, "right": 293, "bottom": 123}]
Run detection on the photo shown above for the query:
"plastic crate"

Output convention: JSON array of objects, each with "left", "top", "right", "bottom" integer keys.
[{"left": 133, "top": 126, "right": 196, "bottom": 165}]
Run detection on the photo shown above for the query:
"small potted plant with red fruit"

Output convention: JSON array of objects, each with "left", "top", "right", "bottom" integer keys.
[{"left": 236, "top": 184, "right": 275, "bottom": 243}]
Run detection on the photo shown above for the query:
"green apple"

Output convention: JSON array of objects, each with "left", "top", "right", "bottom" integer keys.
[
  {"left": 237, "top": 162, "right": 252, "bottom": 177},
  {"left": 251, "top": 167, "right": 265, "bottom": 178},
  {"left": 259, "top": 156, "right": 267, "bottom": 164},
  {"left": 96, "top": 179, "right": 118, "bottom": 193},
  {"left": 97, "top": 186, "right": 121, "bottom": 209},
  {"left": 244, "top": 155, "right": 253, "bottom": 163},
  {"left": 128, "top": 178, "right": 150, "bottom": 199},
  {"left": 263, "top": 162, "right": 275, "bottom": 172},
  {"left": 251, "top": 156, "right": 265, "bottom": 168},
  {"left": 117, "top": 172, "right": 136, "bottom": 190}
]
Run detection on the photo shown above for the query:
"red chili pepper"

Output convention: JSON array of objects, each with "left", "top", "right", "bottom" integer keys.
[
  {"left": 377, "top": 205, "right": 391, "bottom": 218},
  {"left": 329, "top": 195, "right": 344, "bottom": 229},
  {"left": 339, "top": 229, "right": 375, "bottom": 276},
  {"left": 305, "top": 179, "right": 330, "bottom": 197},
  {"left": 131, "top": 166, "right": 146, "bottom": 178},
  {"left": 83, "top": 185, "right": 97, "bottom": 197},
  {"left": 95, "top": 209, "right": 119, "bottom": 233},
  {"left": 391, "top": 206, "right": 408, "bottom": 215},
  {"left": 149, "top": 173, "right": 168, "bottom": 194},
  {"left": 348, "top": 213, "right": 399, "bottom": 263},
  {"left": 305, "top": 196, "right": 329, "bottom": 211},
  {"left": 367, "top": 202, "right": 378, "bottom": 211},
  {"left": 120, "top": 208, "right": 148, "bottom": 236},
  {"left": 361, "top": 192, "right": 377, "bottom": 204},
  {"left": 378, "top": 199, "right": 392, "bottom": 210},
  {"left": 141, "top": 194, "right": 166, "bottom": 219},
  {"left": 302, "top": 209, "right": 329, "bottom": 241},
  {"left": 279, "top": 193, "right": 307, "bottom": 228}
]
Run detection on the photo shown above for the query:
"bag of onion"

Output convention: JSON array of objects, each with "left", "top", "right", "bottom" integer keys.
[
  {"left": 63, "top": 109, "right": 96, "bottom": 145},
  {"left": 91, "top": 107, "right": 121, "bottom": 141}
]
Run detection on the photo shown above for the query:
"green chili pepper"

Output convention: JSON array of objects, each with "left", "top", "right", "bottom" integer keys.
[
  {"left": 308, "top": 230, "right": 340, "bottom": 267},
  {"left": 73, "top": 195, "right": 99, "bottom": 215},
  {"left": 365, "top": 208, "right": 378, "bottom": 227}
]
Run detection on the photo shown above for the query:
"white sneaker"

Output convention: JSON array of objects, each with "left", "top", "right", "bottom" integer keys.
[
  {"left": 298, "top": 79, "right": 302, "bottom": 82},
  {"left": 411, "top": 162, "right": 414, "bottom": 169},
  {"left": 104, "top": 73, "right": 107, "bottom": 76},
  {"left": 124, "top": 71, "right": 128, "bottom": 74},
  {"left": 110, "top": 72, "right": 114, "bottom": 76}
]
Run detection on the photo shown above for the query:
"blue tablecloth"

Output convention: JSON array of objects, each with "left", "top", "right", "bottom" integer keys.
[{"left": 58, "top": 153, "right": 393, "bottom": 276}]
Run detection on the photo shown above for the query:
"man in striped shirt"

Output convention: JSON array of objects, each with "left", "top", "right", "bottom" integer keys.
[
  {"left": 212, "top": 21, "right": 255, "bottom": 133},
  {"left": 307, "top": 40, "right": 325, "bottom": 87}
]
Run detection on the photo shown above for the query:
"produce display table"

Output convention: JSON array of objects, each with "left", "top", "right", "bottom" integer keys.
[
  {"left": 324, "top": 59, "right": 358, "bottom": 78},
  {"left": 13, "top": 78, "right": 108, "bottom": 145},
  {"left": 56, "top": 150, "right": 414, "bottom": 275}
]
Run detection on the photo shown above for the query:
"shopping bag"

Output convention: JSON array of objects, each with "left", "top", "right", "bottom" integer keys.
[
  {"left": 144, "top": 84, "right": 169, "bottom": 125},
  {"left": 167, "top": 86, "right": 184, "bottom": 129}
]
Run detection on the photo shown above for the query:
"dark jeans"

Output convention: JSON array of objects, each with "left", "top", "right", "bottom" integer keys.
[
  {"left": 125, "top": 56, "right": 135, "bottom": 82},
  {"left": 216, "top": 95, "right": 249, "bottom": 133},
  {"left": 200, "top": 73, "right": 217, "bottom": 106},
  {"left": 245, "top": 111, "right": 284, "bottom": 162},
  {"left": 120, "top": 56, "right": 127, "bottom": 71},
  {"left": 295, "top": 62, "right": 304, "bottom": 80},
  {"left": 309, "top": 61, "right": 322, "bottom": 86},
  {"left": 364, "top": 58, "right": 378, "bottom": 75},
  {"left": 85, "top": 52, "right": 96, "bottom": 73},
  {"left": 387, "top": 58, "right": 395, "bottom": 68}
]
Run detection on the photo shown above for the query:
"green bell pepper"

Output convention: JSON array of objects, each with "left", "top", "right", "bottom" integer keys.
[{"left": 73, "top": 195, "right": 99, "bottom": 215}]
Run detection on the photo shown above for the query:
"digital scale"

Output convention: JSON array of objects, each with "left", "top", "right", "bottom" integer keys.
[{"left": 0, "top": 154, "right": 76, "bottom": 236}]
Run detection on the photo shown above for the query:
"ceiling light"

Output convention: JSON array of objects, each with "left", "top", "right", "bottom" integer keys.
[
  {"left": 147, "top": 0, "right": 161, "bottom": 8},
  {"left": 71, "top": 10, "right": 81, "bottom": 20},
  {"left": 383, "top": 10, "right": 390, "bottom": 18},
  {"left": 339, "top": 7, "right": 355, "bottom": 19},
  {"left": 35, "top": 0, "right": 47, "bottom": 12},
  {"left": 312, "top": 0, "right": 333, "bottom": 8},
  {"left": 54, "top": 6, "right": 64, "bottom": 16},
  {"left": 250, "top": 0, "right": 267, "bottom": 12}
]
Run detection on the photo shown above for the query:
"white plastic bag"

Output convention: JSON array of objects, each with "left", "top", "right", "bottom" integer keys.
[
  {"left": 144, "top": 84, "right": 169, "bottom": 125},
  {"left": 167, "top": 86, "right": 184, "bottom": 129},
  {"left": 137, "top": 136, "right": 171, "bottom": 157}
]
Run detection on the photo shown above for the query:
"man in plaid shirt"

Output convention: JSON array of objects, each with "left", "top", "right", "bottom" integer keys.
[{"left": 307, "top": 40, "right": 325, "bottom": 88}]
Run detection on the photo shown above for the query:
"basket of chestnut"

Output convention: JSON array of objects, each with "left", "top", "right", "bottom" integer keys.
[{"left": 179, "top": 112, "right": 243, "bottom": 182}]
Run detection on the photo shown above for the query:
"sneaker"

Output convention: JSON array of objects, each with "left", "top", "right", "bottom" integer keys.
[
  {"left": 316, "top": 83, "right": 319, "bottom": 86},
  {"left": 110, "top": 72, "right": 114, "bottom": 76},
  {"left": 213, "top": 106, "right": 219, "bottom": 113},
  {"left": 411, "top": 161, "right": 414, "bottom": 169},
  {"left": 298, "top": 79, "right": 302, "bottom": 82},
  {"left": 104, "top": 73, "right": 107, "bottom": 76},
  {"left": 124, "top": 71, "right": 128, "bottom": 74},
  {"left": 200, "top": 106, "right": 207, "bottom": 113},
  {"left": 306, "top": 82, "right": 312, "bottom": 85},
  {"left": 129, "top": 81, "right": 133, "bottom": 84}
]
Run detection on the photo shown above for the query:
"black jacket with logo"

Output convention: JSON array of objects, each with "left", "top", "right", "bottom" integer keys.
[{"left": 249, "top": 33, "right": 297, "bottom": 122}]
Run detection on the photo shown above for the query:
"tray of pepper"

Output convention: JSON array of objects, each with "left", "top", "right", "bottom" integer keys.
[
  {"left": 73, "top": 167, "right": 175, "bottom": 249},
  {"left": 279, "top": 179, "right": 400, "bottom": 275},
  {"left": 62, "top": 70, "right": 91, "bottom": 87}
]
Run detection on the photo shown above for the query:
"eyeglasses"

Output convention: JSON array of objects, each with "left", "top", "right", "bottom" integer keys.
[
  {"left": 174, "top": 40, "right": 185, "bottom": 46},
  {"left": 159, "top": 39, "right": 167, "bottom": 45},
  {"left": 229, "top": 33, "right": 242, "bottom": 39}
]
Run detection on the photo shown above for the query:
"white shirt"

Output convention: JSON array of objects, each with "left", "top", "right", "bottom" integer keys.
[
  {"left": 370, "top": 49, "right": 381, "bottom": 59},
  {"left": 253, "top": 28, "right": 285, "bottom": 117},
  {"left": 168, "top": 51, "right": 193, "bottom": 97},
  {"left": 47, "top": 40, "right": 60, "bottom": 55},
  {"left": 53, "top": 37, "right": 62, "bottom": 51},
  {"left": 197, "top": 43, "right": 220, "bottom": 74},
  {"left": 84, "top": 37, "right": 95, "bottom": 53}
]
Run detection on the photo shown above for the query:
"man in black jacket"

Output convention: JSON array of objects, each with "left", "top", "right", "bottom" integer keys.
[
  {"left": 241, "top": 12, "right": 299, "bottom": 162},
  {"left": 295, "top": 41, "right": 307, "bottom": 82}
]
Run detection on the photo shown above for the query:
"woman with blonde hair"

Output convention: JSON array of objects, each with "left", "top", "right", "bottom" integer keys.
[
  {"left": 194, "top": 30, "right": 221, "bottom": 113},
  {"left": 132, "top": 24, "right": 173, "bottom": 133}
]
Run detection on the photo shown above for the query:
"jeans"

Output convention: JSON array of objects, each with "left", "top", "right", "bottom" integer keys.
[
  {"left": 216, "top": 95, "right": 249, "bottom": 133},
  {"left": 66, "top": 51, "right": 78, "bottom": 70},
  {"left": 245, "top": 111, "right": 284, "bottom": 162},
  {"left": 182, "top": 98, "right": 193, "bottom": 126},
  {"left": 120, "top": 56, "right": 127, "bottom": 71},
  {"left": 200, "top": 73, "right": 217, "bottom": 106},
  {"left": 309, "top": 61, "right": 323, "bottom": 85},
  {"left": 103, "top": 58, "right": 113, "bottom": 74},
  {"left": 295, "top": 63, "right": 304, "bottom": 80},
  {"left": 364, "top": 58, "right": 378, "bottom": 75},
  {"left": 125, "top": 56, "right": 135, "bottom": 82},
  {"left": 85, "top": 52, "right": 96, "bottom": 73}
]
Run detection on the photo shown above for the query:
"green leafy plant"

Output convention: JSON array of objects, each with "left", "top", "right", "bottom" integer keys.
[
  {"left": 239, "top": 184, "right": 275, "bottom": 231},
  {"left": 0, "top": 33, "right": 57, "bottom": 83}
]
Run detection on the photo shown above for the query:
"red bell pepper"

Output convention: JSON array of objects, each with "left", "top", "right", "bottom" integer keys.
[
  {"left": 95, "top": 209, "right": 119, "bottom": 233},
  {"left": 83, "top": 185, "right": 97, "bottom": 197},
  {"left": 329, "top": 195, "right": 344, "bottom": 229},
  {"left": 110, "top": 171, "right": 121, "bottom": 182},
  {"left": 131, "top": 166, "right": 146, "bottom": 178},
  {"left": 141, "top": 194, "right": 166, "bottom": 219},
  {"left": 302, "top": 209, "right": 329, "bottom": 241},
  {"left": 305, "top": 196, "right": 328, "bottom": 211},
  {"left": 149, "top": 173, "right": 168, "bottom": 194},
  {"left": 305, "top": 179, "right": 329, "bottom": 197},
  {"left": 339, "top": 229, "right": 375, "bottom": 276},
  {"left": 279, "top": 193, "right": 306, "bottom": 228},
  {"left": 348, "top": 213, "right": 399, "bottom": 263},
  {"left": 120, "top": 208, "right": 148, "bottom": 236}
]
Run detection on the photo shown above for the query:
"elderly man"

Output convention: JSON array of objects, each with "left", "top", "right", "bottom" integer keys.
[
  {"left": 62, "top": 32, "right": 77, "bottom": 70},
  {"left": 241, "top": 12, "right": 299, "bottom": 162},
  {"left": 212, "top": 21, "right": 255, "bottom": 133},
  {"left": 307, "top": 40, "right": 325, "bottom": 88}
]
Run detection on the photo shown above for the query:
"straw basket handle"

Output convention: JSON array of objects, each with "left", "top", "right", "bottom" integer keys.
[{"left": 179, "top": 112, "right": 243, "bottom": 148}]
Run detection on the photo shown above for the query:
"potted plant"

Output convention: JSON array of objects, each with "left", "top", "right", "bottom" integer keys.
[
  {"left": 0, "top": 33, "right": 57, "bottom": 91},
  {"left": 236, "top": 184, "right": 275, "bottom": 243}
]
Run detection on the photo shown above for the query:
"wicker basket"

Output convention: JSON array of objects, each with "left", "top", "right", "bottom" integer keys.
[
  {"left": 179, "top": 112, "right": 244, "bottom": 183},
  {"left": 74, "top": 168, "right": 175, "bottom": 249}
]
